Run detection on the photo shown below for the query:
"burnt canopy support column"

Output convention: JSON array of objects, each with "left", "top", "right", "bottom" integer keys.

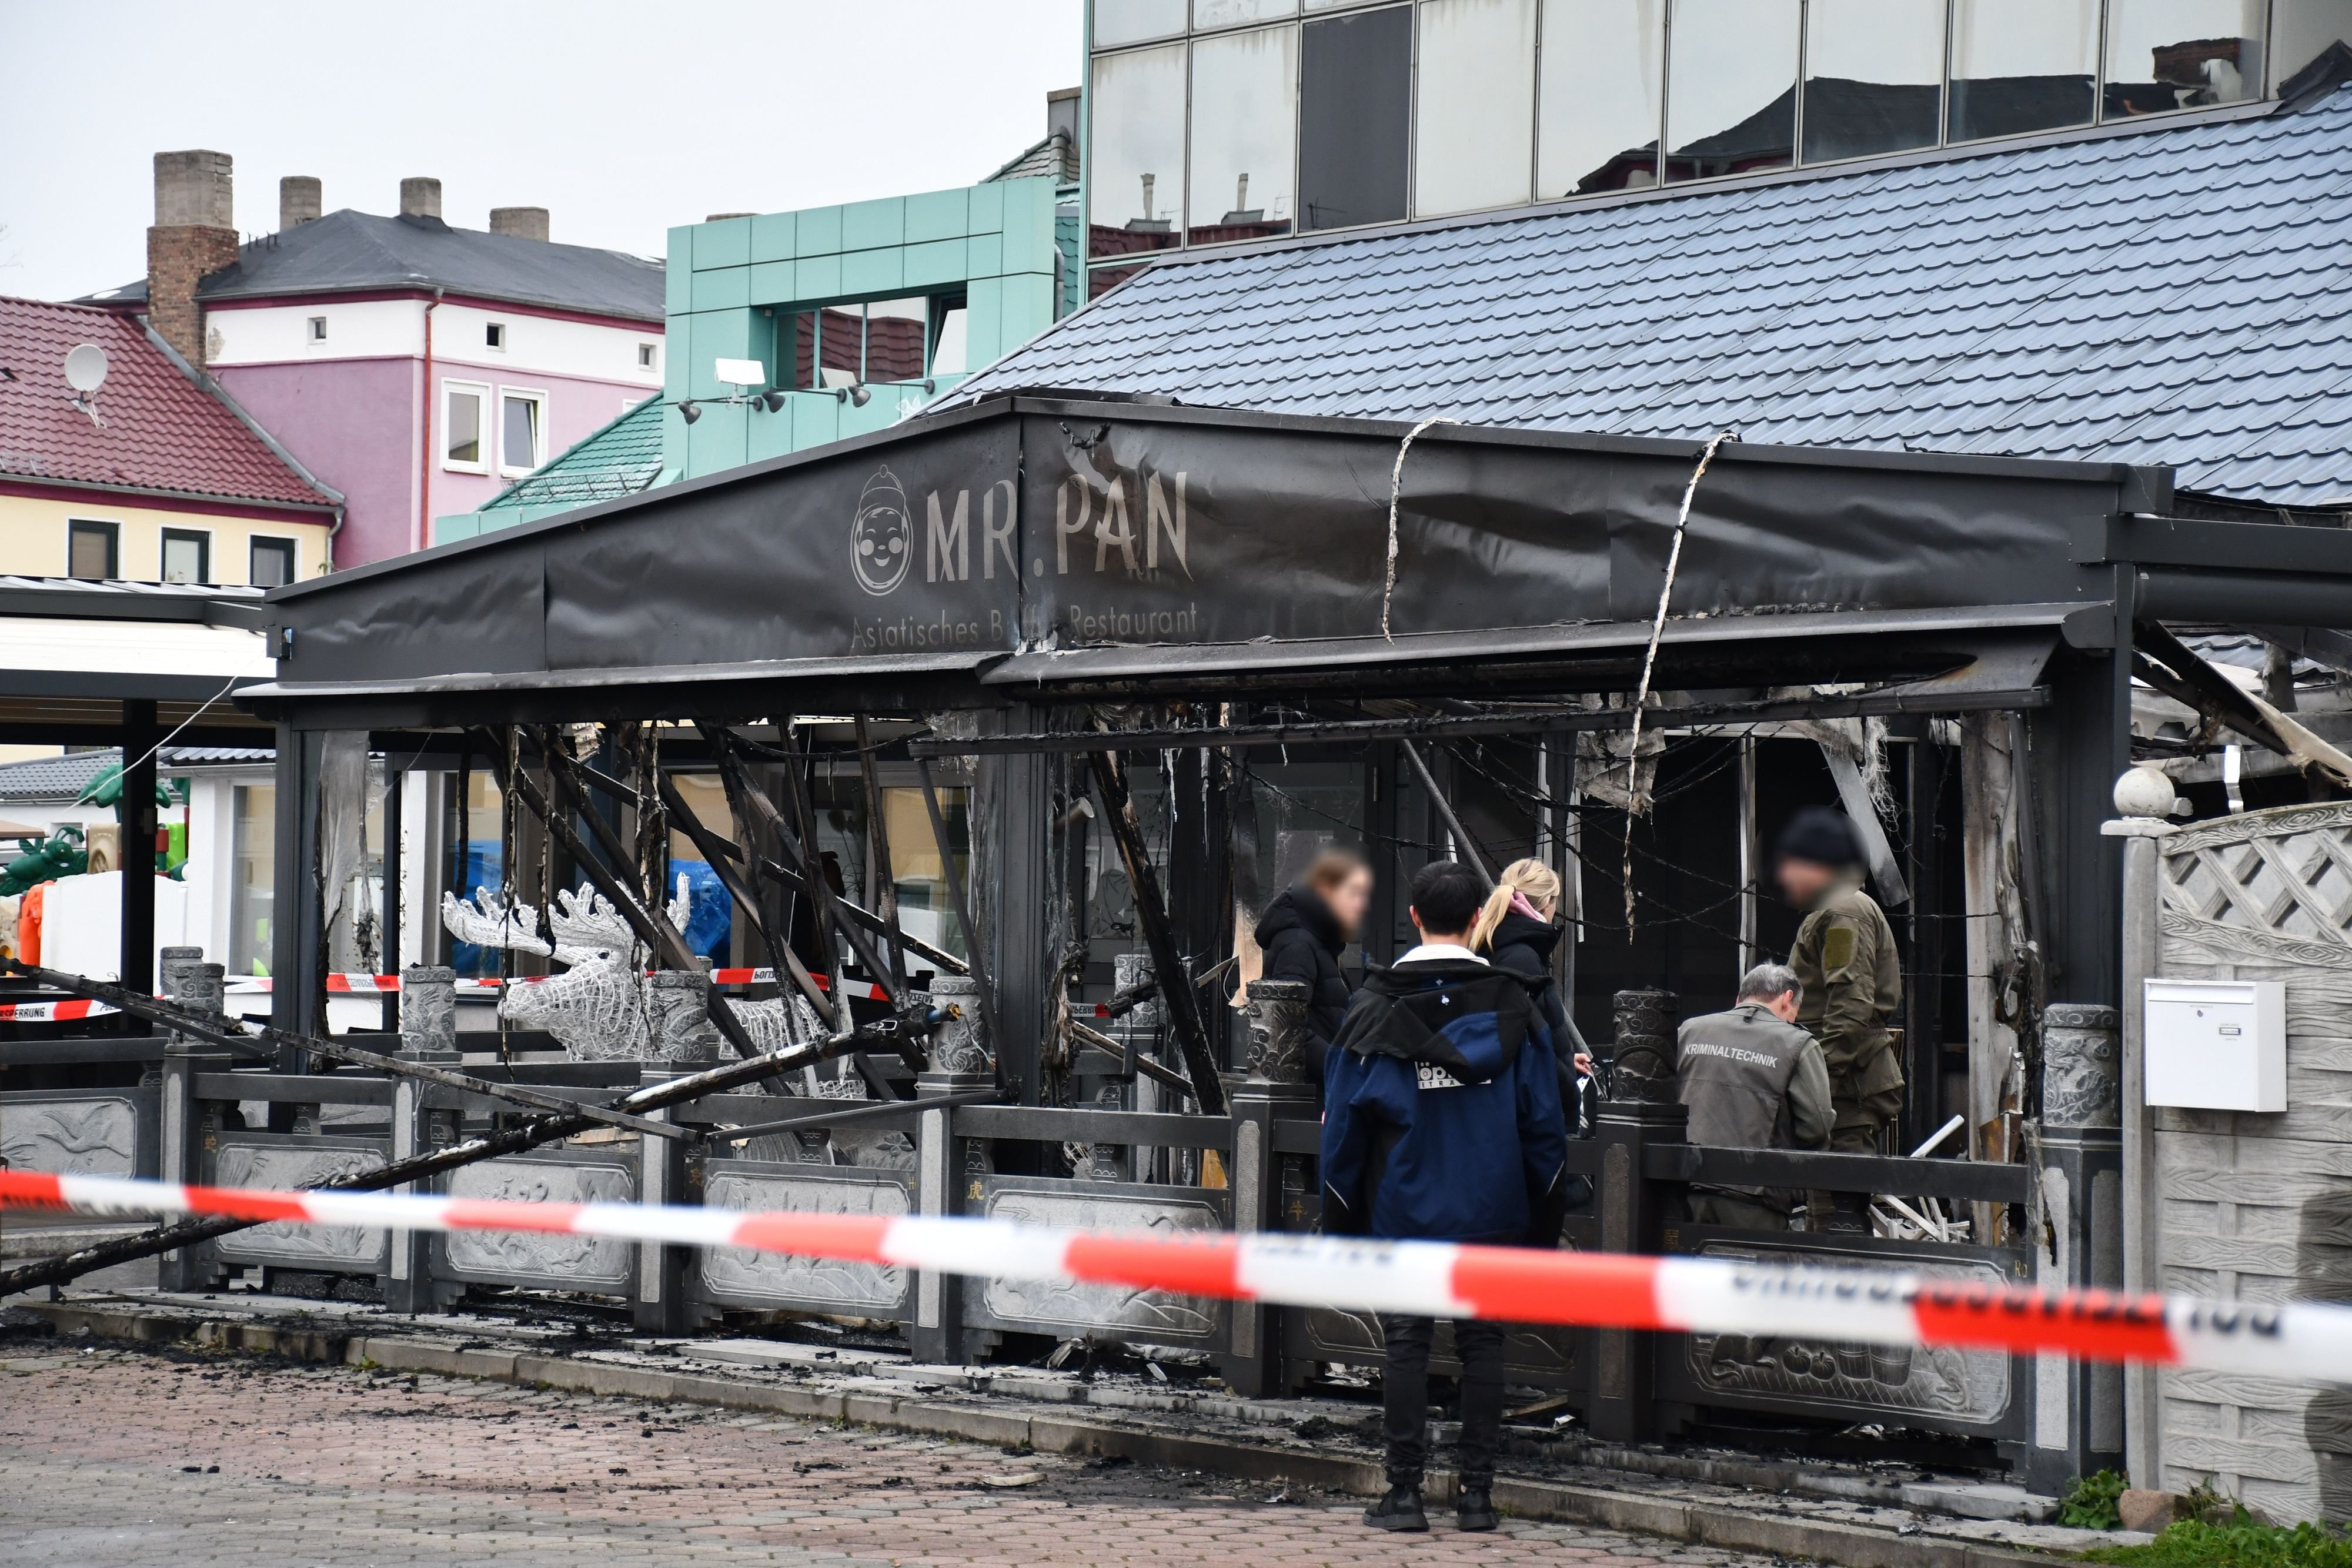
[
  {"left": 270, "top": 724, "right": 328, "bottom": 1055},
  {"left": 990, "top": 713, "right": 1051, "bottom": 1105},
  {"left": 119, "top": 699, "right": 158, "bottom": 995}
]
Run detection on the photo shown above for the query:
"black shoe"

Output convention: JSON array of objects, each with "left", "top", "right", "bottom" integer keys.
[
  {"left": 1364, "top": 1483, "right": 1429, "bottom": 1532},
  {"left": 1457, "top": 1484, "right": 1499, "bottom": 1532}
]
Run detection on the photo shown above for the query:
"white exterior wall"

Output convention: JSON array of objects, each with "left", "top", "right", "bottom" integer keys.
[
  {"left": 206, "top": 297, "right": 662, "bottom": 389},
  {"left": 181, "top": 773, "right": 239, "bottom": 966}
]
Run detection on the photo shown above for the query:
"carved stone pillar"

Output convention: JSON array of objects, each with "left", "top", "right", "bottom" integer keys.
[
  {"left": 1224, "top": 977, "right": 1316, "bottom": 1397},
  {"left": 646, "top": 968, "right": 722, "bottom": 1068},
  {"left": 911, "top": 974, "right": 992, "bottom": 1364},
  {"left": 1609, "top": 989, "right": 1680, "bottom": 1104},
  {"left": 2030, "top": 1001, "right": 2125, "bottom": 1493},
  {"left": 158, "top": 951, "right": 228, "bottom": 1290},
  {"left": 397, "top": 964, "right": 459, "bottom": 1062}
]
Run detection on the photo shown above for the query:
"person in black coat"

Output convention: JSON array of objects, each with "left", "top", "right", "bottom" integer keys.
[
  {"left": 1252, "top": 848, "right": 1372, "bottom": 1086},
  {"left": 1471, "top": 858, "right": 1595, "bottom": 1125}
]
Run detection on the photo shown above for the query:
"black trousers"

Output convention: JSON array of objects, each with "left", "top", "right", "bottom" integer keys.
[{"left": 1379, "top": 1313, "right": 1507, "bottom": 1488}]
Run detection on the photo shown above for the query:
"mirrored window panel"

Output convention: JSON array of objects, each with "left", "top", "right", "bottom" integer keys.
[
  {"left": 1802, "top": 0, "right": 1945, "bottom": 162},
  {"left": 1094, "top": 0, "right": 1188, "bottom": 47},
  {"left": 1195, "top": 0, "right": 1297, "bottom": 26},
  {"left": 1948, "top": 0, "right": 2098, "bottom": 141},
  {"left": 1415, "top": 0, "right": 1539, "bottom": 216},
  {"left": 1088, "top": 42, "right": 1188, "bottom": 258},
  {"left": 2104, "top": 0, "right": 2266, "bottom": 118},
  {"left": 1190, "top": 23, "right": 1300, "bottom": 242},
  {"left": 1537, "top": 0, "right": 1665, "bottom": 196},
  {"left": 864, "top": 298, "right": 930, "bottom": 382},
  {"left": 1299, "top": 4, "right": 1413, "bottom": 230},
  {"left": 930, "top": 296, "right": 970, "bottom": 377},
  {"left": 789, "top": 308, "right": 866, "bottom": 389},
  {"left": 1665, "top": 0, "right": 1799, "bottom": 182}
]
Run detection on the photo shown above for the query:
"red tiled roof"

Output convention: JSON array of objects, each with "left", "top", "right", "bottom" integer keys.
[{"left": 0, "top": 296, "right": 331, "bottom": 510}]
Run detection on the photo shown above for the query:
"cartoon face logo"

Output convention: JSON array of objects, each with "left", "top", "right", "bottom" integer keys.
[{"left": 851, "top": 465, "right": 912, "bottom": 596}]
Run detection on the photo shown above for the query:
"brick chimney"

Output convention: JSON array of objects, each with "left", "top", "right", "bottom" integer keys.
[
  {"left": 279, "top": 175, "right": 322, "bottom": 229},
  {"left": 489, "top": 206, "right": 549, "bottom": 242},
  {"left": 399, "top": 177, "right": 442, "bottom": 220},
  {"left": 146, "top": 150, "right": 238, "bottom": 367},
  {"left": 1047, "top": 86, "right": 1080, "bottom": 146}
]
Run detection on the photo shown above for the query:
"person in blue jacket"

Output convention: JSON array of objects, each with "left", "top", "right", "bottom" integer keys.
[{"left": 1321, "top": 859, "right": 1571, "bottom": 1534}]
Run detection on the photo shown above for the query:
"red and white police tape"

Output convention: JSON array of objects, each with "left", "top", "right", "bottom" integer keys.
[
  {"left": 0, "top": 998, "right": 117, "bottom": 1022},
  {"left": 2, "top": 1168, "right": 2344, "bottom": 1381},
  {"left": 224, "top": 971, "right": 893, "bottom": 999}
]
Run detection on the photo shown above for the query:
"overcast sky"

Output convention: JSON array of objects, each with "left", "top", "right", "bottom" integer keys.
[{"left": 0, "top": 0, "right": 1084, "bottom": 302}]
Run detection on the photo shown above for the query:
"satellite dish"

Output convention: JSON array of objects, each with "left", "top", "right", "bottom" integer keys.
[{"left": 63, "top": 344, "right": 108, "bottom": 395}]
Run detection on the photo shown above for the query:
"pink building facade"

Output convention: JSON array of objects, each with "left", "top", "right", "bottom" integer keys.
[{"left": 86, "top": 157, "right": 663, "bottom": 568}]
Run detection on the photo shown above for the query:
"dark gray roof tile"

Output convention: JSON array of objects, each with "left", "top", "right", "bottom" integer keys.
[{"left": 955, "top": 90, "right": 2352, "bottom": 502}]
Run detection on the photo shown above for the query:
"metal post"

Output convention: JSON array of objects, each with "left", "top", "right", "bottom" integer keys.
[
  {"left": 1224, "top": 977, "right": 1314, "bottom": 1398},
  {"left": 2105, "top": 767, "right": 2175, "bottom": 1485},
  {"left": 1737, "top": 735, "right": 1759, "bottom": 975},
  {"left": 382, "top": 760, "right": 403, "bottom": 1034},
  {"left": 120, "top": 699, "right": 158, "bottom": 996}
]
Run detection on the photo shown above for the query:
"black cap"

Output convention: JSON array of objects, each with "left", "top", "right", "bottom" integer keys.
[{"left": 1775, "top": 805, "right": 1862, "bottom": 868}]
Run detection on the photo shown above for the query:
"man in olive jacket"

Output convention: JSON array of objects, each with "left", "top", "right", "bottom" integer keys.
[
  {"left": 1775, "top": 806, "right": 1903, "bottom": 1232},
  {"left": 1675, "top": 963, "right": 1832, "bottom": 1231}
]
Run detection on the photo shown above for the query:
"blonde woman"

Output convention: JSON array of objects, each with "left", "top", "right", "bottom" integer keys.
[{"left": 1470, "top": 858, "right": 1592, "bottom": 1079}]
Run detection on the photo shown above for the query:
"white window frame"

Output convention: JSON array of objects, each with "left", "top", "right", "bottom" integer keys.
[
  {"left": 65, "top": 517, "right": 120, "bottom": 580},
  {"left": 306, "top": 315, "right": 328, "bottom": 346},
  {"left": 637, "top": 341, "right": 659, "bottom": 370},
  {"left": 496, "top": 386, "right": 550, "bottom": 477},
  {"left": 442, "top": 379, "right": 492, "bottom": 474},
  {"left": 247, "top": 534, "right": 300, "bottom": 588},
  {"left": 159, "top": 526, "right": 213, "bottom": 587},
  {"left": 485, "top": 320, "right": 507, "bottom": 351}
]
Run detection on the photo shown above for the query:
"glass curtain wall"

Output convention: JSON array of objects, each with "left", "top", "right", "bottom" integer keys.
[
  {"left": 1802, "top": 0, "right": 1946, "bottom": 162},
  {"left": 1188, "top": 22, "right": 1299, "bottom": 242},
  {"left": 1089, "top": 0, "right": 2284, "bottom": 287},
  {"left": 1415, "top": 0, "right": 1540, "bottom": 216},
  {"left": 1537, "top": 0, "right": 1666, "bottom": 195},
  {"left": 1948, "top": 0, "right": 2100, "bottom": 140},
  {"left": 2103, "top": 0, "right": 2266, "bottom": 116},
  {"left": 1663, "top": 0, "right": 1800, "bottom": 183},
  {"left": 1298, "top": 5, "right": 1414, "bottom": 231},
  {"left": 1088, "top": 42, "right": 1188, "bottom": 260}
]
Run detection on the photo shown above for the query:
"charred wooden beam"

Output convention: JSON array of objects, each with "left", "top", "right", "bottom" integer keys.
[
  {"left": 697, "top": 723, "right": 910, "bottom": 1012},
  {"left": 908, "top": 685, "right": 2052, "bottom": 758},
  {"left": 479, "top": 728, "right": 766, "bottom": 1065},
  {"left": 855, "top": 715, "right": 908, "bottom": 997},
  {"left": 916, "top": 757, "right": 1007, "bottom": 1071},
  {"left": 574, "top": 759, "right": 967, "bottom": 977},
  {"left": 1086, "top": 746, "right": 1228, "bottom": 1115},
  {"left": 707, "top": 1085, "right": 1000, "bottom": 1145},
  {"left": 1400, "top": 738, "right": 1495, "bottom": 885},
  {"left": 0, "top": 1001, "right": 941, "bottom": 1297},
  {"left": 654, "top": 767, "right": 829, "bottom": 1026},
  {"left": 2, "top": 959, "right": 683, "bottom": 1140}
]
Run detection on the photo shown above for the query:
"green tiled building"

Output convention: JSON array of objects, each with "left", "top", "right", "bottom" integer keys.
[{"left": 455, "top": 93, "right": 1080, "bottom": 540}]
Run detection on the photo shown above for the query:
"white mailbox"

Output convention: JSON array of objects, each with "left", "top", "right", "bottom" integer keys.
[{"left": 2144, "top": 978, "right": 2286, "bottom": 1112}]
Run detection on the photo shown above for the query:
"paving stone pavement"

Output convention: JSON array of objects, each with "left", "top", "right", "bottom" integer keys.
[{"left": 0, "top": 1344, "right": 1798, "bottom": 1566}]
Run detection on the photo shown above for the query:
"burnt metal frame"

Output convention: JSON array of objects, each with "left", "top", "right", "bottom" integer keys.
[{"left": 218, "top": 393, "right": 2352, "bottom": 1492}]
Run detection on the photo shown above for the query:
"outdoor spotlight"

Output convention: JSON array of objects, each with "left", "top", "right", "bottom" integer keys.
[
  {"left": 844, "top": 383, "right": 871, "bottom": 409},
  {"left": 760, "top": 390, "right": 789, "bottom": 412},
  {"left": 679, "top": 400, "right": 701, "bottom": 425}
]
